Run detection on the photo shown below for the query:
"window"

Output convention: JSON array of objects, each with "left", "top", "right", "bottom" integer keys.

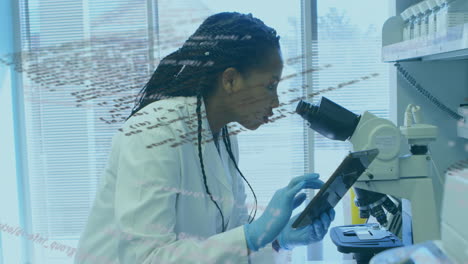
[
  {"left": 312, "top": 0, "right": 393, "bottom": 261},
  {"left": 10, "top": 0, "right": 157, "bottom": 263}
]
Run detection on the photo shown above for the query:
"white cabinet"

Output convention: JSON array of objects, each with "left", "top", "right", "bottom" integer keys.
[{"left": 382, "top": 0, "right": 468, "bottom": 231}]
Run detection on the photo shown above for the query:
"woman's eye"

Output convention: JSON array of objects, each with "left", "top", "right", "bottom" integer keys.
[{"left": 267, "top": 80, "right": 279, "bottom": 91}]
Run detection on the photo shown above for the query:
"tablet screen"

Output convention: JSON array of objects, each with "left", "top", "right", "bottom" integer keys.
[{"left": 292, "top": 148, "right": 379, "bottom": 229}]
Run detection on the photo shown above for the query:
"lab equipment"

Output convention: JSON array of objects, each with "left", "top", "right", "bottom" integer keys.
[
  {"left": 409, "top": 6, "right": 418, "bottom": 39},
  {"left": 419, "top": 1, "right": 431, "bottom": 37},
  {"left": 441, "top": 0, "right": 467, "bottom": 29},
  {"left": 243, "top": 173, "right": 323, "bottom": 251},
  {"left": 436, "top": 167, "right": 468, "bottom": 263},
  {"left": 291, "top": 148, "right": 379, "bottom": 229},
  {"left": 370, "top": 167, "right": 468, "bottom": 263},
  {"left": 444, "top": 0, "right": 468, "bottom": 28},
  {"left": 399, "top": 0, "right": 468, "bottom": 40},
  {"left": 401, "top": 9, "right": 412, "bottom": 41},
  {"left": 353, "top": 188, "right": 398, "bottom": 226},
  {"left": 427, "top": 0, "right": 439, "bottom": 35},
  {"left": 412, "top": 5, "right": 423, "bottom": 38},
  {"left": 416, "top": 4, "right": 425, "bottom": 38},
  {"left": 330, "top": 223, "right": 404, "bottom": 264},
  {"left": 295, "top": 97, "right": 441, "bottom": 243},
  {"left": 436, "top": 0, "right": 451, "bottom": 33}
]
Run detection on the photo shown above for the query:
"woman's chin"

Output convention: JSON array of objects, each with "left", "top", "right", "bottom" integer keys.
[{"left": 240, "top": 120, "right": 262, "bottom": 131}]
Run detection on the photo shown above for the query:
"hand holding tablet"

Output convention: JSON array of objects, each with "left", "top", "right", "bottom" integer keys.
[{"left": 292, "top": 148, "right": 379, "bottom": 229}]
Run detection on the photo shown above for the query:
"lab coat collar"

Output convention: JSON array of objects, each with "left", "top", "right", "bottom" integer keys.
[{"left": 184, "top": 96, "right": 235, "bottom": 226}]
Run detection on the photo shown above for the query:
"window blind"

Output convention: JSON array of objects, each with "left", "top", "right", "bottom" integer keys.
[
  {"left": 312, "top": 1, "right": 393, "bottom": 261},
  {"left": 17, "top": 0, "right": 153, "bottom": 262}
]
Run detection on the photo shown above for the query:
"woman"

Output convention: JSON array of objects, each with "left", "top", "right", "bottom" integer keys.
[{"left": 75, "top": 12, "right": 334, "bottom": 264}]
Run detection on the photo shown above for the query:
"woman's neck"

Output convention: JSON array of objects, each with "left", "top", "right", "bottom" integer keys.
[{"left": 203, "top": 94, "right": 233, "bottom": 138}]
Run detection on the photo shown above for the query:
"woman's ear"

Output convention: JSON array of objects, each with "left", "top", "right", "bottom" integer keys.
[{"left": 222, "top": 67, "right": 242, "bottom": 94}]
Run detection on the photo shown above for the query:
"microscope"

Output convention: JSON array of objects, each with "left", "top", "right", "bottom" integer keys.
[
  {"left": 295, "top": 97, "right": 441, "bottom": 253},
  {"left": 369, "top": 166, "right": 468, "bottom": 264}
]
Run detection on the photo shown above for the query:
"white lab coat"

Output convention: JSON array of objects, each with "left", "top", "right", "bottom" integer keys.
[{"left": 74, "top": 96, "right": 288, "bottom": 264}]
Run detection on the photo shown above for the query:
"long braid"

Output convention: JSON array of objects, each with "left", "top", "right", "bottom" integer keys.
[
  {"left": 196, "top": 93, "right": 226, "bottom": 232},
  {"left": 127, "top": 12, "right": 280, "bottom": 233},
  {"left": 128, "top": 12, "right": 280, "bottom": 119},
  {"left": 222, "top": 126, "right": 258, "bottom": 223}
]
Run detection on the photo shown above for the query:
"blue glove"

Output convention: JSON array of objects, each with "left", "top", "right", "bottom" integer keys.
[
  {"left": 277, "top": 207, "right": 336, "bottom": 250},
  {"left": 243, "top": 173, "right": 324, "bottom": 251}
]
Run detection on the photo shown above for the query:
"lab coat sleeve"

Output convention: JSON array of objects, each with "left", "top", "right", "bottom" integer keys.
[
  {"left": 229, "top": 135, "right": 290, "bottom": 264},
  {"left": 113, "top": 126, "right": 251, "bottom": 264}
]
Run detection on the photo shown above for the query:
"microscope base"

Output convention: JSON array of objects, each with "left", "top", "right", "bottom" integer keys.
[{"left": 330, "top": 224, "right": 403, "bottom": 264}]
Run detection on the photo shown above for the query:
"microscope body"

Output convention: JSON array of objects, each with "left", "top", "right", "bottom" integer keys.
[
  {"left": 296, "top": 97, "right": 442, "bottom": 244},
  {"left": 350, "top": 110, "right": 441, "bottom": 243}
]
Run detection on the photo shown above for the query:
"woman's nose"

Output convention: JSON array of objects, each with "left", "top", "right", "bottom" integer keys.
[{"left": 271, "top": 93, "right": 279, "bottom": 109}]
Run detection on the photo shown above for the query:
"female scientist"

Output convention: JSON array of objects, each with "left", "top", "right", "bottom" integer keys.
[{"left": 75, "top": 12, "right": 335, "bottom": 264}]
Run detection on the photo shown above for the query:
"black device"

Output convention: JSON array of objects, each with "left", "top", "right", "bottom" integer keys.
[
  {"left": 292, "top": 148, "right": 379, "bottom": 229},
  {"left": 330, "top": 224, "right": 403, "bottom": 264},
  {"left": 295, "top": 97, "right": 361, "bottom": 141}
]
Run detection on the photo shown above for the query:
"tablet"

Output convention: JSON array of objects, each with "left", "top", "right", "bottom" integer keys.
[{"left": 292, "top": 148, "right": 379, "bottom": 229}]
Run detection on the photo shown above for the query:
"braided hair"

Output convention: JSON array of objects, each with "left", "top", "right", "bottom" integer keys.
[{"left": 128, "top": 12, "right": 280, "bottom": 232}]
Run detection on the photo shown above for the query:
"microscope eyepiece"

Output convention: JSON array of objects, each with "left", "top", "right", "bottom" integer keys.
[
  {"left": 295, "top": 97, "right": 361, "bottom": 141},
  {"left": 296, "top": 100, "right": 320, "bottom": 117}
]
